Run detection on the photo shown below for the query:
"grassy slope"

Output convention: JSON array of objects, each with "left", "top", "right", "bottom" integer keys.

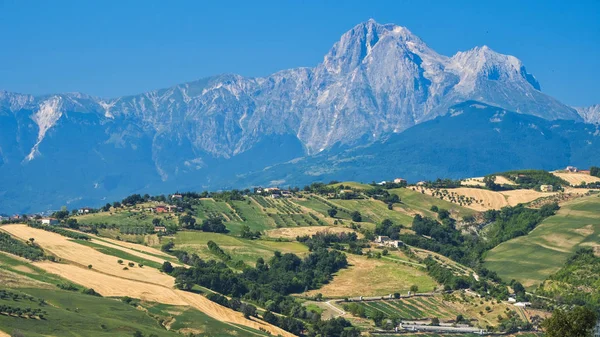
[
  {"left": 304, "top": 254, "right": 437, "bottom": 298},
  {"left": 483, "top": 194, "right": 600, "bottom": 288},
  {"left": 0, "top": 287, "right": 267, "bottom": 337},
  {"left": 389, "top": 188, "right": 476, "bottom": 219},
  {"left": 169, "top": 231, "right": 308, "bottom": 266}
]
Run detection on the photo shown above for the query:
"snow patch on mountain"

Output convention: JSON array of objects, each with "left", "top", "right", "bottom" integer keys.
[{"left": 26, "top": 96, "right": 63, "bottom": 161}]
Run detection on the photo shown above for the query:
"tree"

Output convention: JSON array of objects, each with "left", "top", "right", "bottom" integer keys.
[
  {"left": 117, "top": 259, "right": 123, "bottom": 264},
  {"left": 542, "top": 306, "right": 597, "bottom": 337},
  {"left": 430, "top": 317, "right": 440, "bottom": 326},
  {"left": 152, "top": 218, "right": 161, "bottom": 226},
  {"left": 132, "top": 331, "right": 144, "bottom": 337},
  {"left": 351, "top": 211, "right": 362, "bottom": 222},
  {"left": 161, "top": 261, "right": 174, "bottom": 274},
  {"left": 161, "top": 241, "right": 174, "bottom": 252},
  {"left": 591, "top": 166, "right": 600, "bottom": 178},
  {"left": 178, "top": 214, "right": 196, "bottom": 229},
  {"left": 327, "top": 208, "right": 338, "bottom": 218},
  {"left": 410, "top": 285, "right": 419, "bottom": 293},
  {"left": 241, "top": 303, "right": 257, "bottom": 318}
]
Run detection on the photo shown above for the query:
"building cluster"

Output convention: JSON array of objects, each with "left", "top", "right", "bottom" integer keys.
[
  {"left": 254, "top": 187, "right": 293, "bottom": 199},
  {"left": 374, "top": 235, "right": 403, "bottom": 248}
]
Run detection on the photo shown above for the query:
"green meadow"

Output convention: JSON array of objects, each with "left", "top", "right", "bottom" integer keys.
[{"left": 484, "top": 194, "right": 600, "bottom": 288}]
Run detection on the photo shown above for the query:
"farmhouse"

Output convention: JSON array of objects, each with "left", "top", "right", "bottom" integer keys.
[
  {"left": 374, "top": 235, "right": 403, "bottom": 248},
  {"left": 375, "top": 236, "right": 390, "bottom": 243},
  {"left": 78, "top": 207, "right": 92, "bottom": 214},
  {"left": 540, "top": 185, "right": 554, "bottom": 192},
  {"left": 41, "top": 218, "right": 59, "bottom": 225},
  {"left": 155, "top": 205, "right": 177, "bottom": 213},
  {"left": 270, "top": 193, "right": 281, "bottom": 199},
  {"left": 393, "top": 178, "right": 406, "bottom": 184},
  {"left": 565, "top": 166, "right": 578, "bottom": 172},
  {"left": 154, "top": 226, "right": 167, "bottom": 233},
  {"left": 264, "top": 187, "right": 280, "bottom": 193},
  {"left": 171, "top": 194, "right": 183, "bottom": 200},
  {"left": 281, "top": 190, "right": 292, "bottom": 198}
]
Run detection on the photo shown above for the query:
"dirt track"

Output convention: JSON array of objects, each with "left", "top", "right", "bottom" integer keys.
[{"left": 1, "top": 224, "right": 295, "bottom": 337}]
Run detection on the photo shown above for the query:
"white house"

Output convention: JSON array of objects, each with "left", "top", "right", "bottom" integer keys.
[
  {"left": 393, "top": 178, "right": 406, "bottom": 184},
  {"left": 171, "top": 194, "right": 183, "bottom": 200},
  {"left": 78, "top": 207, "right": 91, "bottom": 214},
  {"left": 41, "top": 218, "right": 59, "bottom": 225}
]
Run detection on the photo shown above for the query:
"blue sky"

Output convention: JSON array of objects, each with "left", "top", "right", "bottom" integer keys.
[{"left": 0, "top": 0, "right": 598, "bottom": 106}]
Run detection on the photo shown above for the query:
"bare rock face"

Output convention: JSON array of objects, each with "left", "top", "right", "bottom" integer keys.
[
  {"left": 0, "top": 20, "right": 586, "bottom": 213},
  {"left": 575, "top": 104, "right": 600, "bottom": 124}
]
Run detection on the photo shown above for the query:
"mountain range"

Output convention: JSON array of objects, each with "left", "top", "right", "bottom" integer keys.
[{"left": 1, "top": 19, "right": 598, "bottom": 214}]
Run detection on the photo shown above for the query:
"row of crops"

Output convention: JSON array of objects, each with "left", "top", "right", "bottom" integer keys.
[
  {"left": 268, "top": 213, "right": 325, "bottom": 228},
  {"left": 252, "top": 196, "right": 303, "bottom": 214},
  {"left": 346, "top": 296, "right": 460, "bottom": 320}
]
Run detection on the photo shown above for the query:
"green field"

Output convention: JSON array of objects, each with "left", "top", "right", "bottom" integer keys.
[
  {"left": 389, "top": 188, "right": 476, "bottom": 219},
  {"left": 328, "top": 199, "right": 414, "bottom": 225},
  {"left": 484, "top": 194, "right": 600, "bottom": 288},
  {"left": 169, "top": 231, "right": 309, "bottom": 266},
  {"left": 0, "top": 287, "right": 266, "bottom": 337}
]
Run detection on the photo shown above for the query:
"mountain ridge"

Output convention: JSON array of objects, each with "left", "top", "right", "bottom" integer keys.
[{"left": 0, "top": 19, "right": 594, "bottom": 213}]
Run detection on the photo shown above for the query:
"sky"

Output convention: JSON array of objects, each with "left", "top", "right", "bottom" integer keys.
[{"left": 0, "top": 0, "right": 598, "bottom": 106}]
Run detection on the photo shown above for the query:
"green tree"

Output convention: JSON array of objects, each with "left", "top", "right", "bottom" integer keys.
[
  {"left": 161, "top": 241, "right": 174, "bottom": 252},
  {"left": 327, "top": 208, "right": 338, "bottom": 218},
  {"left": 541, "top": 307, "right": 597, "bottom": 337},
  {"left": 241, "top": 303, "right": 257, "bottom": 318},
  {"left": 161, "top": 261, "right": 173, "bottom": 273},
  {"left": 351, "top": 211, "right": 362, "bottom": 222},
  {"left": 591, "top": 166, "right": 600, "bottom": 178},
  {"left": 410, "top": 285, "right": 419, "bottom": 293}
]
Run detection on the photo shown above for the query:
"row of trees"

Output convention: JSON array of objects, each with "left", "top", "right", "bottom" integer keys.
[{"left": 0, "top": 232, "right": 45, "bottom": 261}]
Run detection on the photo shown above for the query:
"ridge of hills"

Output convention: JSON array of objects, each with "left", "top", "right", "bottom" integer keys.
[{"left": 1, "top": 167, "right": 599, "bottom": 336}]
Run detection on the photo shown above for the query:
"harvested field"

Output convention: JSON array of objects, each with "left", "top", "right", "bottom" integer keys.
[
  {"left": 305, "top": 254, "right": 436, "bottom": 298},
  {"left": 552, "top": 172, "right": 600, "bottom": 186},
  {"left": 1, "top": 225, "right": 293, "bottom": 337},
  {"left": 462, "top": 176, "right": 517, "bottom": 187},
  {"left": 92, "top": 234, "right": 173, "bottom": 258},
  {"left": 0, "top": 268, "right": 49, "bottom": 288},
  {"left": 501, "top": 189, "right": 555, "bottom": 206},
  {"left": 420, "top": 187, "right": 552, "bottom": 211},
  {"left": 2, "top": 225, "right": 175, "bottom": 287},
  {"left": 265, "top": 226, "right": 358, "bottom": 239}
]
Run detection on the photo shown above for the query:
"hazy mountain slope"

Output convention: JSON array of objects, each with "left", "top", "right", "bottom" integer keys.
[{"left": 237, "top": 102, "right": 600, "bottom": 187}]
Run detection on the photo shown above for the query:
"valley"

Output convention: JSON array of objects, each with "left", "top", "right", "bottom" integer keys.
[{"left": 1, "top": 168, "right": 599, "bottom": 336}]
